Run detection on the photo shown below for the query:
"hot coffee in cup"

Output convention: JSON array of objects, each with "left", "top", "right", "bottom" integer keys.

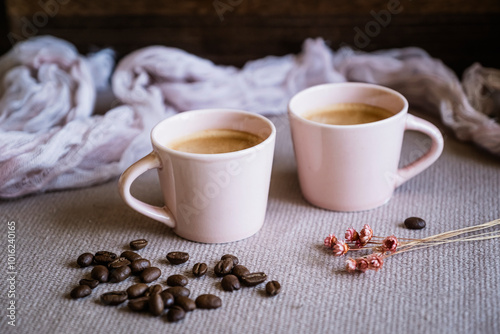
[
  {"left": 288, "top": 83, "right": 444, "bottom": 212},
  {"left": 168, "top": 129, "right": 264, "bottom": 154},
  {"left": 119, "top": 109, "right": 276, "bottom": 243},
  {"left": 303, "top": 103, "right": 393, "bottom": 125}
]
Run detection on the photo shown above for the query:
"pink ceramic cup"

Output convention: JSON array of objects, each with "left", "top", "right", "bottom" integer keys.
[
  {"left": 119, "top": 109, "right": 276, "bottom": 243},
  {"left": 288, "top": 82, "right": 444, "bottom": 211}
]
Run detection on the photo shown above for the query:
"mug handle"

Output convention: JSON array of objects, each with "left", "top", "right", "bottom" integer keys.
[
  {"left": 394, "top": 114, "right": 444, "bottom": 188},
  {"left": 118, "top": 152, "right": 176, "bottom": 228}
]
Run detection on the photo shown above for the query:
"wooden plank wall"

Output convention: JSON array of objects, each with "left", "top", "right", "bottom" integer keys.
[{"left": 2, "top": 0, "right": 500, "bottom": 74}]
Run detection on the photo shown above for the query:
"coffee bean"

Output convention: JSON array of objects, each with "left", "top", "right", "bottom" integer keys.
[
  {"left": 192, "top": 263, "right": 208, "bottom": 277},
  {"left": 221, "top": 274, "right": 241, "bottom": 292},
  {"left": 167, "top": 305, "right": 186, "bottom": 322},
  {"left": 241, "top": 272, "right": 267, "bottom": 286},
  {"left": 165, "top": 286, "right": 190, "bottom": 298},
  {"left": 214, "top": 258, "right": 234, "bottom": 277},
  {"left": 140, "top": 267, "right": 161, "bottom": 283},
  {"left": 145, "top": 284, "right": 163, "bottom": 296},
  {"left": 79, "top": 279, "right": 99, "bottom": 289},
  {"left": 160, "top": 291, "right": 174, "bottom": 308},
  {"left": 77, "top": 253, "right": 94, "bottom": 267},
  {"left": 130, "top": 239, "right": 148, "bottom": 250},
  {"left": 130, "top": 258, "right": 151, "bottom": 274},
  {"left": 404, "top": 217, "right": 426, "bottom": 230},
  {"left": 232, "top": 265, "right": 250, "bottom": 279},
  {"left": 195, "top": 294, "right": 222, "bottom": 309},
  {"left": 109, "top": 265, "right": 132, "bottom": 283},
  {"left": 101, "top": 291, "right": 128, "bottom": 306},
  {"left": 266, "top": 281, "right": 281, "bottom": 296},
  {"left": 107, "top": 257, "right": 131, "bottom": 269},
  {"left": 91, "top": 265, "right": 109, "bottom": 283},
  {"left": 167, "top": 274, "right": 188, "bottom": 287},
  {"left": 128, "top": 296, "right": 149, "bottom": 312},
  {"left": 221, "top": 254, "right": 239, "bottom": 266},
  {"left": 70, "top": 285, "right": 91, "bottom": 299},
  {"left": 148, "top": 293, "right": 164, "bottom": 316},
  {"left": 166, "top": 252, "right": 189, "bottom": 265},
  {"left": 94, "top": 251, "right": 117, "bottom": 265},
  {"left": 175, "top": 296, "right": 196, "bottom": 312},
  {"left": 120, "top": 251, "right": 142, "bottom": 262},
  {"left": 127, "top": 283, "right": 149, "bottom": 299}
]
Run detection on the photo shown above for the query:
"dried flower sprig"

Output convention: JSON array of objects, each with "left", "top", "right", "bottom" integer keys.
[
  {"left": 357, "top": 224, "right": 373, "bottom": 247},
  {"left": 332, "top": 240, "right": 349, "bottom": 256},
  {"left": 324, "top": 234, "right": 337, "bottom": 249},
  {"left": 324, "top": 218, "right": 500, "bottom": 273},
  {"left": 324, "top": 225, "right": 391, "bottom": 254}
]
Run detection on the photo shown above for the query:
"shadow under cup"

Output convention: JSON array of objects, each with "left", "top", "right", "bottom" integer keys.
[
  {"left": 148, "top": 109, "right": 276, "bottom": 243},
  {"left": 288, "top": 83, "right": 412, "bottom": 211}
]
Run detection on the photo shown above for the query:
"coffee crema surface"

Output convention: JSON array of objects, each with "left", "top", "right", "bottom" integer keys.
[
  {"left": 303, "top": 103, "right": 393, "bottom": 125},
  {"left": 168, "top": 129, "right": 264, "bottom": 154}
]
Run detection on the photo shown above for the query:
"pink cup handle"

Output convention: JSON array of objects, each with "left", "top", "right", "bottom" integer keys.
[
  {"left": 118, "top": 152, "right": 176, "bottom": 228},
  {"left": 395, "top": 114, "right": 444, "bottom": 188}
]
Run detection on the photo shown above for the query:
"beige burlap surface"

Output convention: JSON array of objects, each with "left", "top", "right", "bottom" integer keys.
[{"left": 0, "top": 114, "right": 499, "bottom": 334}]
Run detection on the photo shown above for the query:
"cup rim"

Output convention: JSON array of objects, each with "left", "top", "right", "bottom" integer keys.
[
  {"left": 288, "top": 82, "right": 409, "bottom": 129},
  {"left": 151, "top": 108, "right": 276, "bottom": 161}
]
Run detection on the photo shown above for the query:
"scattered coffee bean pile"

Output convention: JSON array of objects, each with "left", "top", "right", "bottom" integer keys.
[
  {"left": 167, "top": 251, "right": 280, "bottom": 296},
  {"left": 211, "top": 254, "right": 278, "bottom": 294},
  {"left": 70, "top": 239, "right": 281, "bottom": 323}
]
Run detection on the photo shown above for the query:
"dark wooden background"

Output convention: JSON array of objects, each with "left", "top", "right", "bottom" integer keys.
[{"left": 1, "top": 0, "right": 500, "bottom": 75}]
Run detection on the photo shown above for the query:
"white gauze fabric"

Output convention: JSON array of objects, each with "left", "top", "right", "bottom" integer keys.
[{"left": 0, "top": 36, "right": 499, "bottom": 198}]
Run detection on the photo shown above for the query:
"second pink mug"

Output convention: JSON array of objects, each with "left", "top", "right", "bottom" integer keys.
[{"left": 288, "top": 82, "right": 444, "bottom": 211}]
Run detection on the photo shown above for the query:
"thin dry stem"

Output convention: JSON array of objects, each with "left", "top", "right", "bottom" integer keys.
[
  {"left": 392, "top": 234, "right": 500, "bottom": 255},
  {"left": 388, "top": 219, "right": 500, "bottom": 256},
  {"left": 401, "top": 219, "right": 500, "bottom": 248}
]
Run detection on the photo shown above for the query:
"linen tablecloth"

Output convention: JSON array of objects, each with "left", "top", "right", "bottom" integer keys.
[{"left": 0, "top": 113, "right": 499, "bottom": 334}]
